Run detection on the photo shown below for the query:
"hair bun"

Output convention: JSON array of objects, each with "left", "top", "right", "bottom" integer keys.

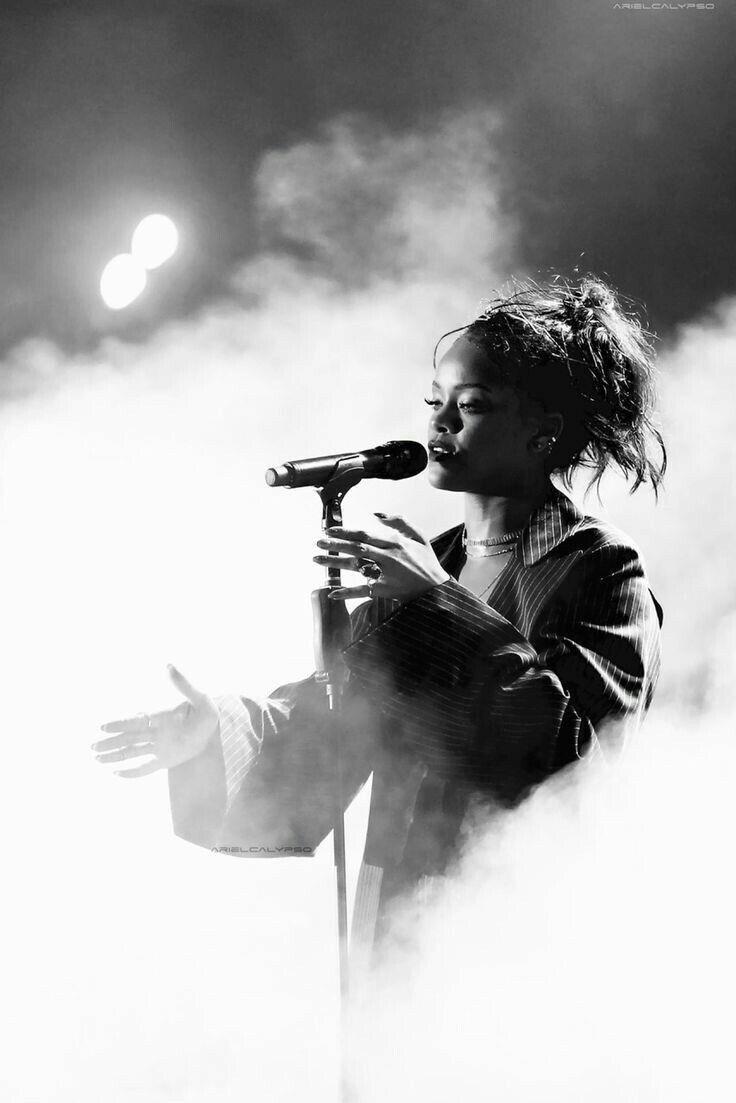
[
  {"left": 561, "top": 280, "right": 616, "bottom": 331},
  {"left": 577, "top": 280, "right": 615, "bottom": 312}
]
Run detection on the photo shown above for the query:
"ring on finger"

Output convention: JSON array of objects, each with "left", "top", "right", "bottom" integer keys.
[{"left": 357, "top": 557, "right": 382, "bottom": 580}]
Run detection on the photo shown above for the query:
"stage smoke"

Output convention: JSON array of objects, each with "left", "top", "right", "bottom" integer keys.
[{"left": 0, "top": 108, "right": 733, "bottom": 1101}]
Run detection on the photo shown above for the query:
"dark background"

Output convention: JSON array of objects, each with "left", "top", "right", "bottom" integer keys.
[{"left": 1, "top": 0, "right": 732, "bottom": 356}]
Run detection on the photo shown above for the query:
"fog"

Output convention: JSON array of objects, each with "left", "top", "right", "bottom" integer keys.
[{"left": 1, "top": 109, "right": 733, "bottom": 1101}]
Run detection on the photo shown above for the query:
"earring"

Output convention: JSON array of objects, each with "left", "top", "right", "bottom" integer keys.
[{"left": 535, "top": 436, "right": 555, "bottom": 452}]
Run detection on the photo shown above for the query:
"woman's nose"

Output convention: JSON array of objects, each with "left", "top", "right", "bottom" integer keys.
[{"left": 430, "top": 403, "right": 460, "bottom": 434}]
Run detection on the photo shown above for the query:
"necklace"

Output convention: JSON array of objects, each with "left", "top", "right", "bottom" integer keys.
[
  {"left": 462, "top": 527, "right": 523, "bottom": 559},
  {"left": 463, "top": 527, "right": 524, "bottom": 547},
  {"left": 464, "top": 545, "right": 515, "bottom": 559},
  {"left": 478, "top": 577, "right": 500, "bottom": 599}
]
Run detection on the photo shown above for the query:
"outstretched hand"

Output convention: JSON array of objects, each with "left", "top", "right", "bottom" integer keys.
[
  {"left": 313, "top": 512, "right": 450, "bottom": 602},
  {"left": 92, "top": 665, "right": 219, "bottom": 778}
]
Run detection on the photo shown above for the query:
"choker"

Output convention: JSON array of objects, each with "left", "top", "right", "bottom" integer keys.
[
  {"left": 462, "top": 527, "right": 523, "bottom": 560},
  {"left": 463, "top": 528, "right": 523, "bottom": 547}
]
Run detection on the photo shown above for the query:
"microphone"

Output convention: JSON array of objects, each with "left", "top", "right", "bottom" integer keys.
[{"left": 265, "top": 440, "right": 427, "bottom": 489}]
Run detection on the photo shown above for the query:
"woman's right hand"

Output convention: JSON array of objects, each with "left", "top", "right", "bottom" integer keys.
[{"left": 92, "top": 665, "right": 219, "bottom": 778}]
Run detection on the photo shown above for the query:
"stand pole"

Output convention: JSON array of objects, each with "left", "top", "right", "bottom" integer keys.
[
  {"left": 329, "top": 688, "right": 353, "bottom": 1102},
  {"left": 310, "top": 465, "right": 365, "bottom": 1102}
]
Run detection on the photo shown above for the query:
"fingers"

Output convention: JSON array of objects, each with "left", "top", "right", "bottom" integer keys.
[
  {"left": 321, "top": 516, "right": 426, "bottom": 548},
  {"left": 313, "top": 553, "right": 364, "bottom": 571},
  {"left": 94, "top": 743, "right": 154, "bottom": 763},
  {"left": 322, "top": 526, "right": 398, "bottom": 551},
  {"left": 316, "top": 537, "right": 390, "bottom": 560},
  {"left": 328, "top": 584, "right": 374, "bottom": 601},
  {"left": 99, "top": 714, "right": 151, "bottom": 735},
  {"left": 114, "top": 761, "right": 161, "bottom": 779},
  {"left": 167, "top": 664, "right": 206, "bottom": 707},
  {"left": 373, "top": 512, "right": 425, "bottom": 543},
  {"left": 93, "top": 731, "right": 152, "bottom": 753},
  {"left": 95, "top": 702, "right": 188, "bottom": 750}
]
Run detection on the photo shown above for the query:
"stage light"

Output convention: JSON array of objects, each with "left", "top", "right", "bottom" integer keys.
[
  {"left": 131, "top": 213, "right": 178, "bottom": 270},
  {"left": 100, "top": 254, "right": 147, "bottom": 310}
]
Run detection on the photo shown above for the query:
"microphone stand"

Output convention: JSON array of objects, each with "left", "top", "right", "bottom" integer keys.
[{"left": 310, "top": 459, "right": 366, "bottom": 1103}]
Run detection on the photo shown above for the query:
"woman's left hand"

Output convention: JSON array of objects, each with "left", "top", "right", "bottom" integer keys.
[{"left": 314, "top": 513, "right": 451, "bottom": 602}]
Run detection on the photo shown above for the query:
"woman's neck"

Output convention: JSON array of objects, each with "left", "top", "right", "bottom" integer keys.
[{"left": 463, "top": 481, "right": 553, "bottom": 541}]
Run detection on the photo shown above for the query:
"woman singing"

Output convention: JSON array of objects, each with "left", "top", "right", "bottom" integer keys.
[{"left": 93, "top": 277, "right": 666, "bottom": 959}]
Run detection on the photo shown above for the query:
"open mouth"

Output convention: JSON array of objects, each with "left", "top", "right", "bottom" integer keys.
[{"left": 428, "top": 443, "right": 458, "bottom": 461}]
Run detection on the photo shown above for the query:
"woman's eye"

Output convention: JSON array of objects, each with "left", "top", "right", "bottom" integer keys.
[{"left": 424, "top": 397, "right": 485, "bottom": 412}]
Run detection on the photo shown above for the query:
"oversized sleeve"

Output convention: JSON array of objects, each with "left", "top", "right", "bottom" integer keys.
[
  {"left": 167, "top": 613, "right": 382, "bottom": 854},
  {"left": 341, "top": 540, "right": 662, "bottom": 803}
]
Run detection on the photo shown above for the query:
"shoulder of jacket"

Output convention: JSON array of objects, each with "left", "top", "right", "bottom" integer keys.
[
  {"left": 558, "top": 516, "right": 649, "bottom": 578},
  {"left": 561, "top": 516, "right": 662, "bottom": 625}
]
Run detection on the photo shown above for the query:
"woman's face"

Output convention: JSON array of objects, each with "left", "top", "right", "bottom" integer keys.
[{"left": 426, "top": 337, "right": 546, "bottom": 496}]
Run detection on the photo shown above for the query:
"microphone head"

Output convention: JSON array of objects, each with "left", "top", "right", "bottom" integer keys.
[{"left": 380, "top": 440, "right": 428, "bottom": 480}]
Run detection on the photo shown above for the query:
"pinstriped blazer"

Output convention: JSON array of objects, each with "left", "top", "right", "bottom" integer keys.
[{"left": 168, "top": 489, "right": 662, "bottom": 943}]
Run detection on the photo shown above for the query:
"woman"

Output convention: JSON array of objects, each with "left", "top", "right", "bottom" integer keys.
[{"left": 93, "top": 277, "right": 666, "bottom": 959}]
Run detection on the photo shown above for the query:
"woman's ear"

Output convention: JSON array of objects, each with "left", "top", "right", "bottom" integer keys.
[{"left": 530, "top": 412, "right": 564, "bottom": 454}]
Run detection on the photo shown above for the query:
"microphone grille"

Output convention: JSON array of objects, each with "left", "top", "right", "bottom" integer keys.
[{"left": 383, "top": 440, "right": 428, "bottom": 480}]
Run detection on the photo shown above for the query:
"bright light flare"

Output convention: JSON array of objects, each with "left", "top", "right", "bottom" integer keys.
[
  {"left": 131, "top": 213, "right": 178, "bottom": 270},
  {"left": 99, "top": 254, "right": 147, "bottom": 310}
]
